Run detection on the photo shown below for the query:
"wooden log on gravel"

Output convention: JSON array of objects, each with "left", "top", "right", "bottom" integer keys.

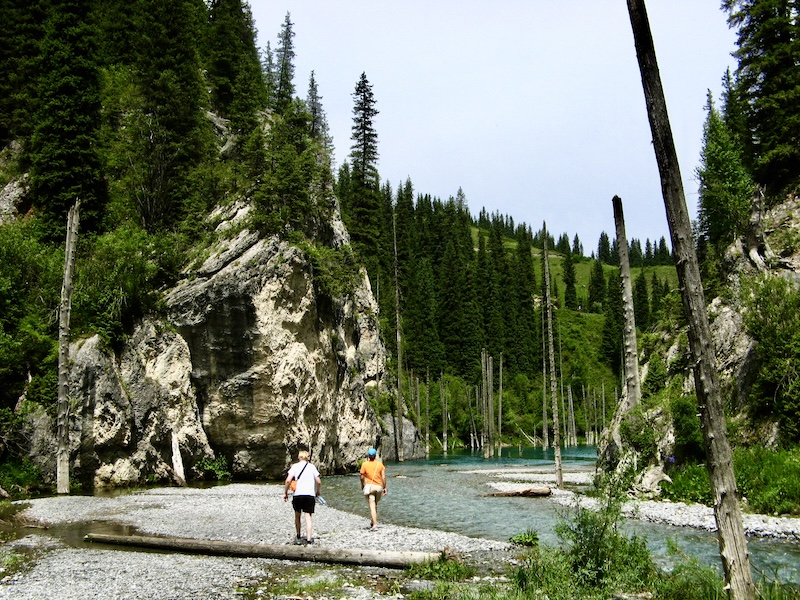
[
  {"left": 488, "top": 486, "right": 552, "bottom": 497},
  {"left": 84, "top": 533, "right": 438, "bottom": 568}
]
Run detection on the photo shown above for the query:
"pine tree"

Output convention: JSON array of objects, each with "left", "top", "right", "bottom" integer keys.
[
  {"left": 597, "top": 231, "right": 612, "bottom": 264},
  {"left": 601, "top": 271, "right": 623, "bottom": 375},
  {"left": 206, "top": 0, "right": 266, "bottom": 134},
  {"left": 696, "top": 92, "right": 753, "bottom": 249},
  {"left": 588, "top": 258, "right": 606, "bottom": 312},
  {"left": 571, "top": 233, "right": 583, "bottom": 257},
  {"left": 0, "top": 0, "right": 46, "bottom": 149},
  {"left": 562, "top": 249, "right": 578, "bottom": 310},
  {"left": 633, "top": 269, "right": 651, "bottom": 331},
  {"left": 724, "top": 0, "right": 800, "bottom": 192},
  {"left": 347, "top": 72, "right": 382, "bottom": 278},
  {"left": 274, "top": 12, "right": 295, "bottom": 113},
  {"left": 122, "top": 0, "right": 214, "bottom": 234},
  {"left": 28, "top": 0, "right": 107, "bottom": 240}
]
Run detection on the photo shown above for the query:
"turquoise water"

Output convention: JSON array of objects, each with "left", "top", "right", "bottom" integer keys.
[{"left": 320, "top": 447, "right": 800, "bottom": 584}]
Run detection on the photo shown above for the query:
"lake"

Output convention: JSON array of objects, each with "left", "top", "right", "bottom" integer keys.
[{"left": 319, "top": 446, "right": 800, "bottom": 584}]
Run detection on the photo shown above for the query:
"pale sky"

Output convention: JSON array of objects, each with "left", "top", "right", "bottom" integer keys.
[{"left": 249, "top": 1, "right": 738, "bottom": 254}]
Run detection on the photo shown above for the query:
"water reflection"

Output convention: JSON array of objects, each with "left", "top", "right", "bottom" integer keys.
[{"left": 320, "top": 447, "right": 800, "bottom": 584}]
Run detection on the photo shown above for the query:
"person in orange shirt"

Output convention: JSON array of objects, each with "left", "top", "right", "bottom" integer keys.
[{"left": 359, "top": 447, "right": 386, "bottom": 530}]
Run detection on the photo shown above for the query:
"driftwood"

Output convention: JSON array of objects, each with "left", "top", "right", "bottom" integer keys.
[
  {"left": 84, "top": 533, "right": 438, "bottom": 568},
  {"left": 489, "top": 486, "right": 551, "bottom": 497}
]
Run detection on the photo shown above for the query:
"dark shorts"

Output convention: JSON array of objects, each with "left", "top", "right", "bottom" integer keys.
[{"left": 292, "top": 495, "right": 316, "bottom": 514}]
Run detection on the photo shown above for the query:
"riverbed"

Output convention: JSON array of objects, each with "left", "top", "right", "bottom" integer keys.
[{"left": 2, "top": 447, "right": 800, "bottom": 598}]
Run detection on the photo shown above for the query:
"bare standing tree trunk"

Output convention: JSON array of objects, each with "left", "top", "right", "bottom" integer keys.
[
  {"left": 498, "top": 353, "right": 503, "bottom": 456},
  {"left": 425, "top": 369, "right": 430, "bottom": 456},
  {"left": 543, "top": 222, "right": 563, "bottom": 488},
  {"left": 626, "top": 1, "right": 754, "bottom": 597},
  {"left": 541, "top": 308, "right": 549, "bottom": 450},
  {"left": 392, "top": 212, "right": 404, "bottom": 462},
  {"left": 614, "top": 195, "right": 642, "bottom": 412},
  {"left": 440, "top": 375, "right": 447, "bottom": 454},
  {"left": 600, "top": 196, "right": 644, "bottom": 468},
  {"left": 57, "top": 199, "right": 81, "bottom": 495}
]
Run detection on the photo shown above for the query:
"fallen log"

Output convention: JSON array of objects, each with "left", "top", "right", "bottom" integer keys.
[
  {"left": 488, "top": 486, "right": 552, "bottom": 497},
  {"left": 84, "top": 533, "right": 438, "bottom": 568}
]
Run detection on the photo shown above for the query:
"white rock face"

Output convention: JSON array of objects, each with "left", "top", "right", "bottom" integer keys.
[
  {"left": 27, "top": 199, "right": 387, "bottom": 486},
  {"left": 165, "top": 231, "right": 385, "bottom": 479},
  {"left": 59, "top": 323, "right": 214, "bottom": 488}
]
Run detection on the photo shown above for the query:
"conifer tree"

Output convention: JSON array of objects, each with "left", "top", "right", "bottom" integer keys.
[
  {"left": 696, "top": 92, "right": 753, "bottom": 249},
  {"left": 588, "top": 258, "right": 606, "bottom": 312},
  {"left": 0, "top": 0, "right": 46, "bottom": 149},
  {"left": 724, "top": 0, "right": 800, "bottom": 193},
  {"left": 601, "top": 271, "right": 624, "bottom": 375},
  {"left": 207, "top": 0, "right": 266, "bottom": 134},
  {"left": 562, "top": 249, "right": 578, "bottom": 310},
  {"left": 126, "top": 0, "right": 213, "bottom": 234},
  {"left": 274, "top": 12, "right": 296, "bottom": 113},
  {"left": 633, "top": 269, "right": 651, "bottom": 331},
  {"left": 597, "top": 231, "right": 612, "bottom": 264},
  {"left": 348, "top": 72, "right": 382, "bottom": 280},
  {"left": 28, "top": 0, "right": 107, "bottom": 239}
]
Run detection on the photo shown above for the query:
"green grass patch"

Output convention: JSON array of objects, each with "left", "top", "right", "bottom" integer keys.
[{"left": 406, "top": 554, "right": 475, "bottom": 582}]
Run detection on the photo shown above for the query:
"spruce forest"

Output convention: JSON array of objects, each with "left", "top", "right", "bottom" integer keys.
[{"left": 2, "top": 0, "right": 800, "bottom": 504}]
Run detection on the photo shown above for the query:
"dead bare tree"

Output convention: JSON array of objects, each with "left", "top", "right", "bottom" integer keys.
[
  {"left": 57, "top": 199, "right": 81, "bottom": 495},
  {"left": 626, "top": 1, "right": 754, "bottom": 596},
  {"left": 392, "top": 211, "right": 404, "bottom": 462},
  {"left": 543, "top": 222, "right": 563, "bottom": 488}
]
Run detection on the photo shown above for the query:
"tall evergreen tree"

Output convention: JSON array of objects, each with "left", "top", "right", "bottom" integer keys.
[
  {"left": 28, "top": 0, "right": 107, "bottom": 239},
  {"left": 696, "top": 92, "right": 754, "bottom": 249},
  {"left": 274, "top": 12, "right": 295, "bottom": 113},
  {"left": 562, "top": 249, "right": 578, "bottom": 310},
  {"left": 206, "top": 0, "right": 266, "bottom": 133},
  {"left": 121, "top": 0, "right": 214, "bottom": 234},
  {"left": 633, "top": 269, "right": 651, "bottom": 331},
  {"left": 347, "top": 72, "right": 382, "bottom": 280},
  {"left": 597, "top": 231, "right": 612, "bottom": 264},
  {"left": 0, "top": 0, "right": 46, "bottom": 149},
  {"left": 724, "top": 0, "right": 800, "bottom": 192},
  {"left": 571, "top": 233, "right": 583, "bottom": 257},
  {"left": 588, "top": 258, "right": 606, "bottom": 312},
  {"left": 601, "top": 271, "right": 624, "bottom": 375}
]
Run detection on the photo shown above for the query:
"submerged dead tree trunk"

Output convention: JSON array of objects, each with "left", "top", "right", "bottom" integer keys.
[
  {"left": 542, "top": 222, "right": 563, "bottom": 489},
  {"left": 626, "top": 1, "right": 754, "bottom": 597},
  {"left": 57, "top": 199, "right": 80, "bottom": 495},
  {"left": 392, "top": 212, "right": 404, "bottom": 462}
]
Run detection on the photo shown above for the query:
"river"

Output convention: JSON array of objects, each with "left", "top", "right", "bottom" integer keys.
[{"left": 319, "top": 446, "right": 800, "bottom": 584}]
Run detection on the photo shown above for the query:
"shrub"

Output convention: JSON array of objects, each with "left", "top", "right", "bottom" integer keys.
[
  {"left": 734, "top": 446, "right": 800, "bottom": 515},
  {"left": 670, "top": 394, "right": 705, "bottom": 465},
  {"left": 661, "top": 463, "right": 713, "bottom": 506},
  {"left": 406, "top": 554, "right": 475, "bottom": 582}
]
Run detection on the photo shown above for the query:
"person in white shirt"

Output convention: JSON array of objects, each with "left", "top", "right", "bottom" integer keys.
[{"left": 284, "top": 450, "right": 321, "bottom": 544}]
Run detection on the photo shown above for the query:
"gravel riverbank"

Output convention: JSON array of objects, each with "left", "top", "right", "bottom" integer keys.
[
  {"left": 3, "top": 472, "right": 800, "bottom": 599},
  {"left": 1, "top": 484, "right": 512, "bottom": 600}
]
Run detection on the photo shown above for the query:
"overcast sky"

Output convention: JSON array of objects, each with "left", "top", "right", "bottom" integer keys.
[{"left": 248, "top": 1, "right": 738, "bottom": 253}]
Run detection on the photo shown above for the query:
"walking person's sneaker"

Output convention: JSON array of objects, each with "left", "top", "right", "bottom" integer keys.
[
  {"left": 293, "top": 535, "right": 303, "bottom": 545},
  {"left": 306, "top": 538, "right": 314, "bottom": 545}
]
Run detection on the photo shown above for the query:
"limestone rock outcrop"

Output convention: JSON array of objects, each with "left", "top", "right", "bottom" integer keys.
[{"left": 28, "top": 200, "right": 387, "bottom": 486}]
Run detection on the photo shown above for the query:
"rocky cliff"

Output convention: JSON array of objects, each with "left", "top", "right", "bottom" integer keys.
[
  {"left": 27, "top": 200, "right": 402, "bottom": 487},
  {"left": 600, "top": 194, "right": 800, "bottom": 493}
]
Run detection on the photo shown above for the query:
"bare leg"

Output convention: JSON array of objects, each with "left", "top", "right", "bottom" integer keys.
[
  {"left": 294, "top": 511, "right": 301, "bottom": 537},
  {"left": 368, "top": 493, "right": 378, "bottom": 527},
  {"left": 304, "top": 512, "right": 314, "bottom": 541}
]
